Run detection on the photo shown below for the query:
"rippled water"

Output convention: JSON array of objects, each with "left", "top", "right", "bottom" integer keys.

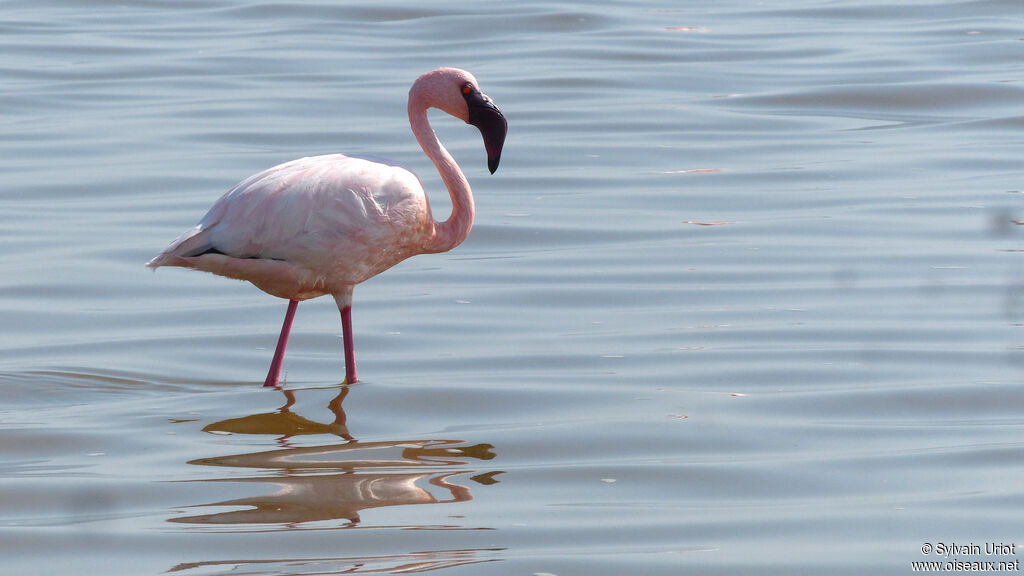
[{"left": 1, "top": 1, "right": 1022, "bottom": 574}]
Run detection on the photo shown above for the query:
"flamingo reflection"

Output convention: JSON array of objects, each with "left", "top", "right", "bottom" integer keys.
[
  {"left": 168, "top": 547, "right": 504, "bottom": 575},
  {"left": 172, "top": 386, "right": 499, "bottom": 528}
]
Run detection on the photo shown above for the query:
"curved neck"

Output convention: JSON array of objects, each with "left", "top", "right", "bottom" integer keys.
[{"left": 409, "top": 96, "right": 475, "bottom": 254}]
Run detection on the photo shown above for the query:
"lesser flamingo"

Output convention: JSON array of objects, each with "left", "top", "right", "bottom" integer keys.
[{"left": 148, "top": 67, "right": 507, "bottom": 386}]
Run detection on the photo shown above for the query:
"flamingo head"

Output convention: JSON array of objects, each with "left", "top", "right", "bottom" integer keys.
[{"left": 413, "top": 68, "right": 507, "bottom": 174}]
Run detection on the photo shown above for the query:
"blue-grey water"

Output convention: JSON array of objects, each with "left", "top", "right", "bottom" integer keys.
[{"left": 1, "top": 1, "right": 1022, "bottom": 574}]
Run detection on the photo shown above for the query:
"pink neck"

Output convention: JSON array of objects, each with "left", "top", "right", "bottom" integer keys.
[{"left": 408, "top": 90, "right": 475, "bottom": 254}]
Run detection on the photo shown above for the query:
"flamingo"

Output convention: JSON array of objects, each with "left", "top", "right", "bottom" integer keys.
[{"left": 147, "top": 67, "right": 507, "bottom": 387}]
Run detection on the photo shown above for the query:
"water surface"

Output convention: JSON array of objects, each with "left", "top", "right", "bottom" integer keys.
[{"left": 1, "top": 1, "right": 1022, "bottom": 574}]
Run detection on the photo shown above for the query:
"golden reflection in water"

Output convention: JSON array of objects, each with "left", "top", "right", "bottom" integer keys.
[
  {"left": 167, "top": 547, "right": 504, "bottom": 575},
  {"left": 171, "top": 386, "right": 501, "bottom": 530},
  {"left": 201, "top": 387, "right": 354, "bottom": 440}
]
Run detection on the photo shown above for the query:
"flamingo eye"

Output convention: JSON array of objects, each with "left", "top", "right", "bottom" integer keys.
[{"left": 462, "top": 83, "right": 473, "bottom": 95}]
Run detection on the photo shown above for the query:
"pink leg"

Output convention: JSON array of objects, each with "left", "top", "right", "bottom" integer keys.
[
  {"left": 264, "top": 299, "right": 298, "bottom": 387},
  {"left": 341, "top": 305, "right": 358, "bottom": 383},
  {"left": 333, "top": 288, "right": 358, "bottom": 384}
]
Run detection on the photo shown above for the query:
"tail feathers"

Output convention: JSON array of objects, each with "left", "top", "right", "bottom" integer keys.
[{"left": 146, "top": 225, "right": 214, "bottom": 269}]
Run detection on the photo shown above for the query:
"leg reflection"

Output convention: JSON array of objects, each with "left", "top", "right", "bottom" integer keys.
[{"left": 202, "top": 386, "right": 353, "bottom": 441}]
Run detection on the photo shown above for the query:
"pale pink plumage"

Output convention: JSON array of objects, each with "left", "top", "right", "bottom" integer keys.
[{"left": 148, "top": 67, "right": 507, "bottom": 386}]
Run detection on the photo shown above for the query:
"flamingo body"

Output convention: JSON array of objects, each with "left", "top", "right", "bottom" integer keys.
[
  {"left": 149, "top": 154, "right": 434, "bottom": 301},
  {"left": 148, "top": 68, "right": 507, "bottom": 387}
]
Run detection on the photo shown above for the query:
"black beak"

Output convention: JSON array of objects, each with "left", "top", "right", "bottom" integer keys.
[{"left": 463, "top": 85, "right": 507, "bottom": 174}]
